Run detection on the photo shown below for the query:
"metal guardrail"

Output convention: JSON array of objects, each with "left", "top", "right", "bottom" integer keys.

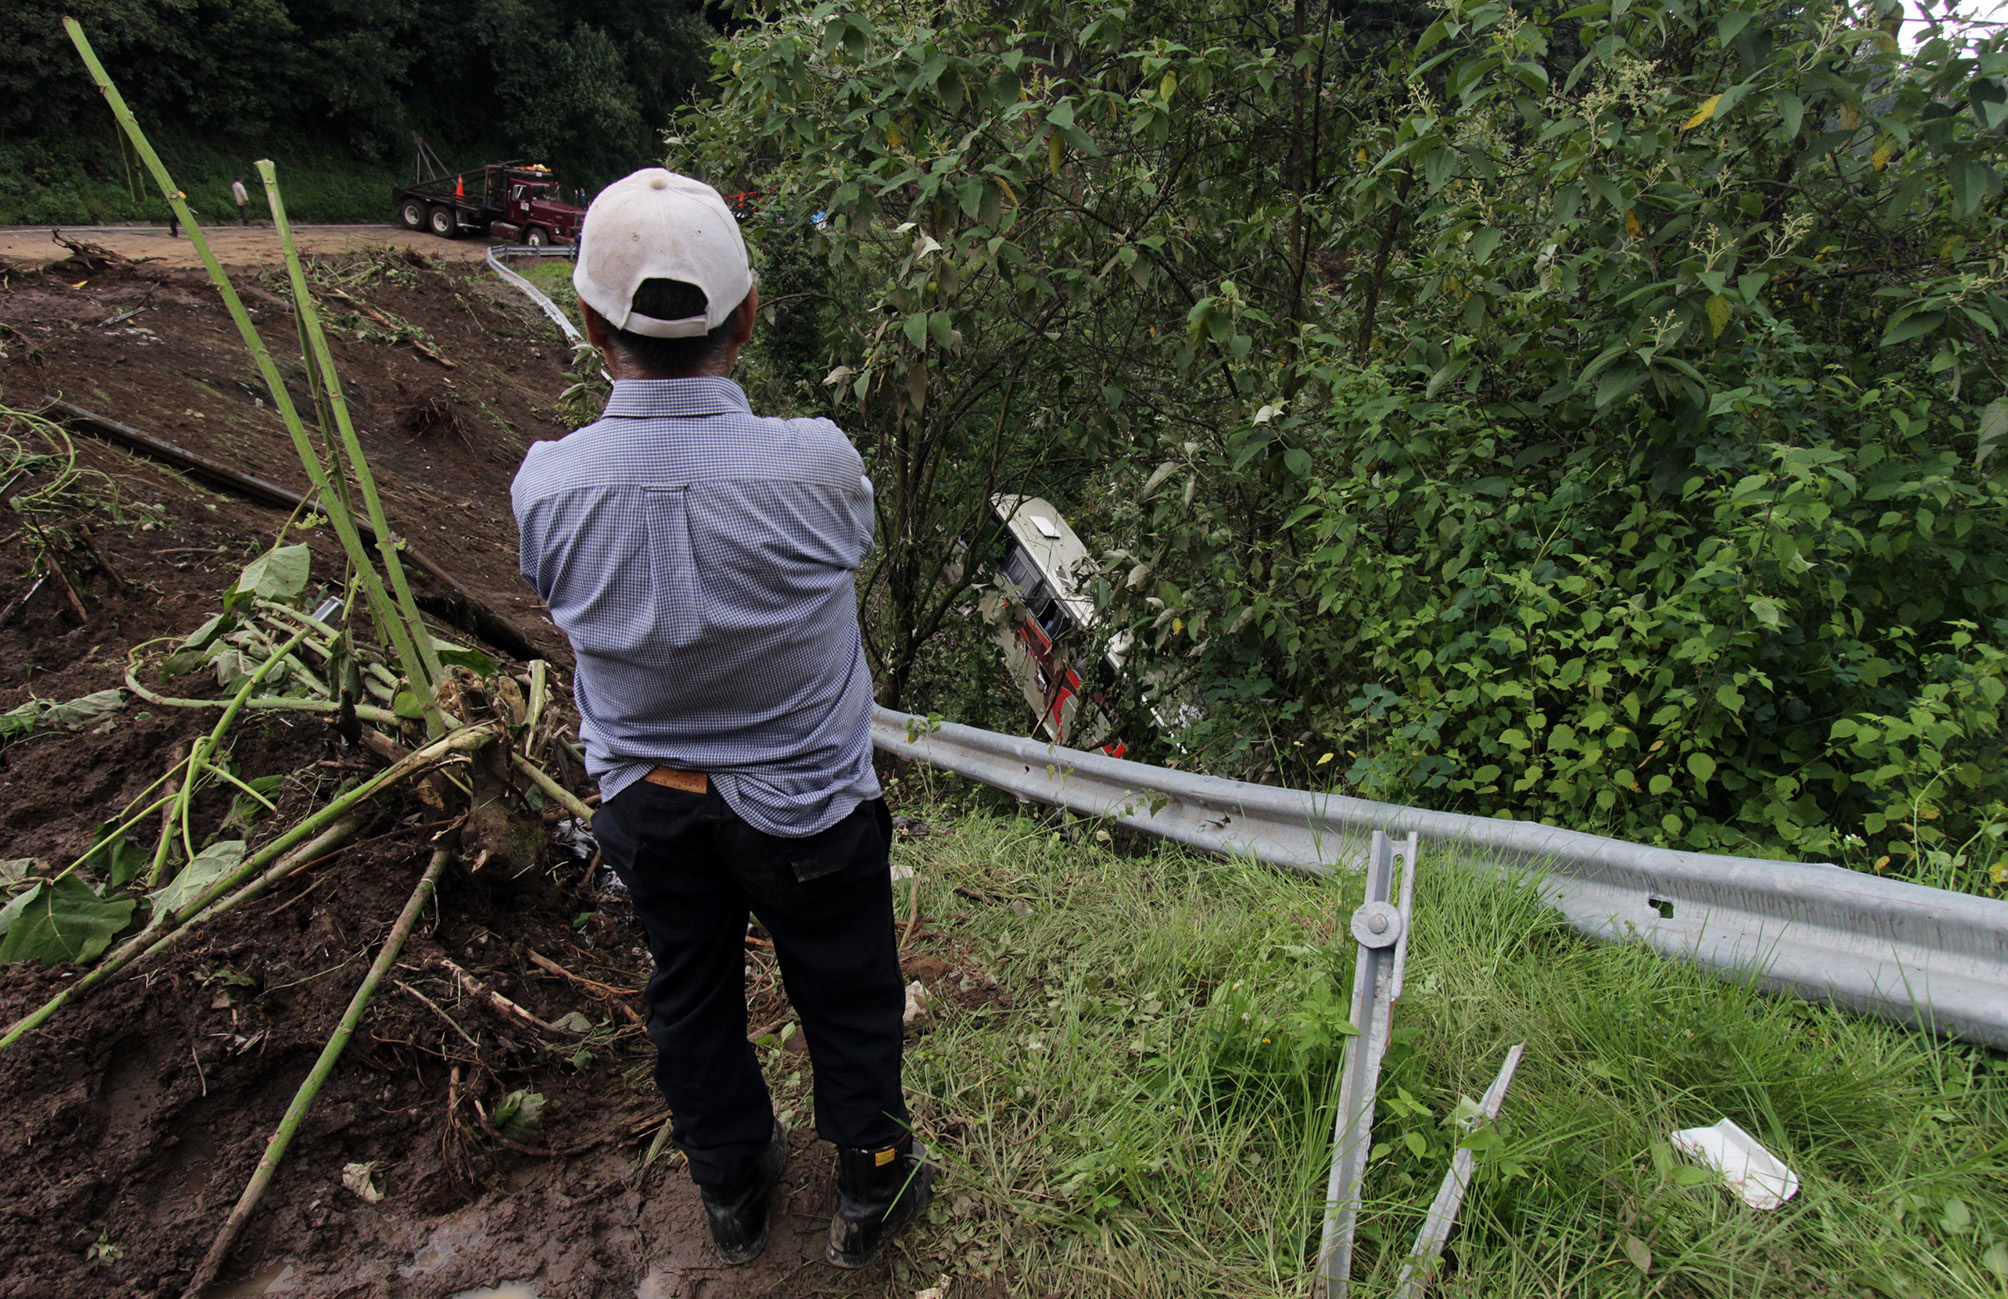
[
  {"left": 871, "top": 708, "right": 2008, "bottom": 1049},
  {"left": 484, "top": 246, "right": 582, "bottom": 345}
]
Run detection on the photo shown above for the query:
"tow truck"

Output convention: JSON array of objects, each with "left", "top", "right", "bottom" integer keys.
[{"left": 392, "top": 136, "right": 583, "bottom": 247}]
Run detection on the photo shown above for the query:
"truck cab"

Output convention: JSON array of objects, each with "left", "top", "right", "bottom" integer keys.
[{"left": 495, "top": 169, "right": 582, "bottom": 246}]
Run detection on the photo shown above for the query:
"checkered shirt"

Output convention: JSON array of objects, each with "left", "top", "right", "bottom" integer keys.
[{"left": 512, "top": 377, "right": 880, "bottom": 837}]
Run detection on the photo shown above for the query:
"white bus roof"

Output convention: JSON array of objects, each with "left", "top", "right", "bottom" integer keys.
[{"left": 992, "top": 494, "right": 1099, "bottom": 628}]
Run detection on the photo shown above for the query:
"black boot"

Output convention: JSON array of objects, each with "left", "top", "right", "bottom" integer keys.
[
  {"left": 826, "top": 1134, "right": 934, "bottom": 1269},
  {"left": 700, "top": 1119, "right": 789, "bottom": 1264}
]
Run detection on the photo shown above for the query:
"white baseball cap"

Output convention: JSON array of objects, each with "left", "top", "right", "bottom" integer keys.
[{"left": 573, "top": 169, "right": 752, "bottom": 338}]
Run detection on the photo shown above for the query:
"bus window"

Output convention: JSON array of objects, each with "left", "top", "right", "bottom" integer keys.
[
  {"left": 1032, "top": 595, "right": 1069, "bottom": 640},
  {"left": 1000, "top": 543, "right": 1042, "bottom": 597}
]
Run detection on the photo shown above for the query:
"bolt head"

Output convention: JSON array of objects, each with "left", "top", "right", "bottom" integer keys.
[{"left": 1367, "top": 913, "right": 1388, "bottom": 934}]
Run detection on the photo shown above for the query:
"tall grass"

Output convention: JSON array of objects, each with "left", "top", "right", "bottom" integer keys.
[
  {"left": 0, "top": 132, "right": 402, "bottom": 226},
  {"left": 887, "top": 811, "right": 2008, "bottom": 1297},
  {"left": 514, "top": 259, "right": 581, "bottom": 325}
]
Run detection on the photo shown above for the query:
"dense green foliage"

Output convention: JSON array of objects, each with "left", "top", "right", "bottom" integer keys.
[
  {"left": 7, "top": 1, "right": 714, "bottom": 223},
  {"left": 694, "top": 0, "right": 2008, "bottom": 884}
]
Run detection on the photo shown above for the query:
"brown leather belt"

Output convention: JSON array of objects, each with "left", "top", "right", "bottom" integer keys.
[{"left": 643, "top": 765, "right": 708, "bottom": 795}]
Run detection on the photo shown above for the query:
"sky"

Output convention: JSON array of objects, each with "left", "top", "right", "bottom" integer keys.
[{"left": 1904, "top": 1, "right": 2008, "bottom": 50}]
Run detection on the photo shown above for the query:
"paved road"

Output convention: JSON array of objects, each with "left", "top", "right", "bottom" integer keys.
[{"left": 0, "top": 223, "right": 508, "bottom": 270}]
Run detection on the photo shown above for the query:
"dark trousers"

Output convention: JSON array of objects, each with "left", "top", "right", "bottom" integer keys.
[{"left": 594, "top": 782, "right": 908, "bottom": 1188}]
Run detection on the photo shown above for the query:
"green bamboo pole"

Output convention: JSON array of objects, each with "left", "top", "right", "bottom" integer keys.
[
  {"left": 0, "top": 726, "right": 490, "bottom": 1053},
  {"left": 288, "top": 292, "right": 349, "bottom": 501},
  {"left": 510, "top": 751, "right": 595, "bottom": 822},
  {"left": 62, "top": 18, "right": 437, "bottom": 724},
  {"left": 522, "top": 659, "right": 549, "bottom": 745},
  {"left": 123, "top": 667, "right": 399, "bottom": 726},
  {"left": 118, "top": 811, "right": 363, "bottom": 981},
  {"left": 174, "top": 623, "right": 313, "bottom": 864},
  {"left": 182, "top": 845, "right": 452, "bottom": 1299},
  {"left": 258, "top": 158, "right": 448, "bottom": 735}
]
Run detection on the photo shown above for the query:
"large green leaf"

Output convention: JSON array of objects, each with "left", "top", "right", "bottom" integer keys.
[
  {"left": 162, "top": 612, "right": 233, "bottom": 679},
  {"left": 42, "top": 688, "right": 124, "bottom": 732},
  {"left": 150, "top": 839, "right": 247, "bottom": 919},
  {"left": 0, "top": 701, "right": 41, "bottom": 742},
  {"left": 1951, "top": 159, "right": 1999, "bottom": 219},
  {"left": 0, "top": 882, "right": 44, "bottom": 937},
  {"left": 233, "top": 543, "right": 312, "bottom": 604},
  {"left": 431, "top": 637, "right": 497, "bottom": 677},
  {"left": 1979, "top": 400, "right": 2008, "bottom": 468},
  {"left": 0, "top": 877, "right": 136, "bottom": 966},
  {"left": 1882, "top": 310, "right": 1945, "bottom": 348},
  {"left": 82, "top": 823, "right": 148, "bottom": 892}
]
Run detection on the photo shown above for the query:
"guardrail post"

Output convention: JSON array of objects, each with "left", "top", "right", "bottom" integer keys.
[
  {"left": 1315, "top": 829, "right": 1418, "bottom": 1299},
  {"left": 1390, "top": 1041, "right": 1526, "bottom": 1298}
]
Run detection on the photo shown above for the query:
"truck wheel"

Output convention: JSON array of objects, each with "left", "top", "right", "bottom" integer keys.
[
  {"left": 524, "top": 226, "right": 548, "bottom": 248},
  {"left": 427, "top": 206, "right": 459, "bottom": 239},
  {"left": 398, "top": 199, "right": 426, "bottom": 231}
]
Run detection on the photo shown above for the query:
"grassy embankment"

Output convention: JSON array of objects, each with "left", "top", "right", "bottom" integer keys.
[
  {"left": 871, "top": 805, "right": 2008, "bottom": 1297},
  {"left": 2, "top": 132, "right": 406, "bottom": 226},
  {"left": 514, "top": 258, "right": 581, "bottom": 322}
]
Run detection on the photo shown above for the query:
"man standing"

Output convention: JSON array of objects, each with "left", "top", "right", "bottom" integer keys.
[
  {"left": 511, "top": 169, "right": 931, "bottom": 1269},
  {"left": 231, "top": 176, "right": 250, "bottom": 225}
]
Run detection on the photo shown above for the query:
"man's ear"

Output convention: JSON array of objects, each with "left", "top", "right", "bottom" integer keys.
[
  {"left": 581, "top": 301, "right": 613, "bottom": 351},
  {"left": 731, "top": 285, "right": 759, "bottom": 347},
  {"left": 581, "top": 302, "right": 626, "bottom": 378}
]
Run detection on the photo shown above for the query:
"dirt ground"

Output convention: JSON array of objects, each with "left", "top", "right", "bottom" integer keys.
[
  {"left": 0, "top": 235, "right": 978, "bottom": 1297},
  {"left": 0, "top": 226, "right": 497, "bottom": 274}
]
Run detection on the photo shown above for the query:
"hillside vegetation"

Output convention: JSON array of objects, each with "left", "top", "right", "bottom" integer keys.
[
  {"left": 695, "top": 0, "right": 2008, "bottom": 889},
  {"left": 3, "top": 0, "right": 714, "bottom": 224}
]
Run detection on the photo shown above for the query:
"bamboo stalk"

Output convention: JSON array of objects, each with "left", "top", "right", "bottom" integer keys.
[
  {"left": 509, "top": 751, "right": 595, "bottom": 823},
  {"left": 522, "top": 659, "right": 548, "bottom": 747},
  {"left": 177, "top": 623, "right": 313, "bottom": 860},
  {"left": 526, "top": 948, "right": 638, "bottom": 998},
  {"left": 430, "top": 954, "right": 583, "bottom": 1036},
  {"left": 258, "top": 159, "right": 447, "bottom": 735},
  {"left": 252, "top": 598, "right": 342, "bottom": 644},
  {"left": 181, "top": 846, "right": 452, "bottom": 1299},
  {"left": 123, "top": 665, "right": 400, "bottom": 726},
  {"left": 122, "top": 814, "right": 365, "bottom": 969},
  {"left": 62, "top": 19, "right": 439, "bottom": 730},
  {"left": 146, "top": 743, "right": 187, "bottom": 888},
  {"left": 240, "top": 623, "right": 330, "bottom": 697},
  {"left": 0, "top": 728, "right": 490, "bottom": 1053}
]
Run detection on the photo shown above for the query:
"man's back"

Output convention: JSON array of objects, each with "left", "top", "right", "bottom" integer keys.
[{"left": 512, "top": 375, "right": 879, "bottom": 836}]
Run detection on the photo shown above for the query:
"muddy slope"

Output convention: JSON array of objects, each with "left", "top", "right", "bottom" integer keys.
[{"left": 0, "top": 241, "right": 980, "bottom": 1298}]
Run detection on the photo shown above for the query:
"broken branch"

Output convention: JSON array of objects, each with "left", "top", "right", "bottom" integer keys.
[{"left": 430, "top": 954, "right": 583, "bottom": 1037}]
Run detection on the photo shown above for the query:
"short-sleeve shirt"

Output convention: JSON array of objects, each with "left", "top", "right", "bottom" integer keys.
[{"left": 511, "top": 377, "right": 880, "bottom": 837}]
